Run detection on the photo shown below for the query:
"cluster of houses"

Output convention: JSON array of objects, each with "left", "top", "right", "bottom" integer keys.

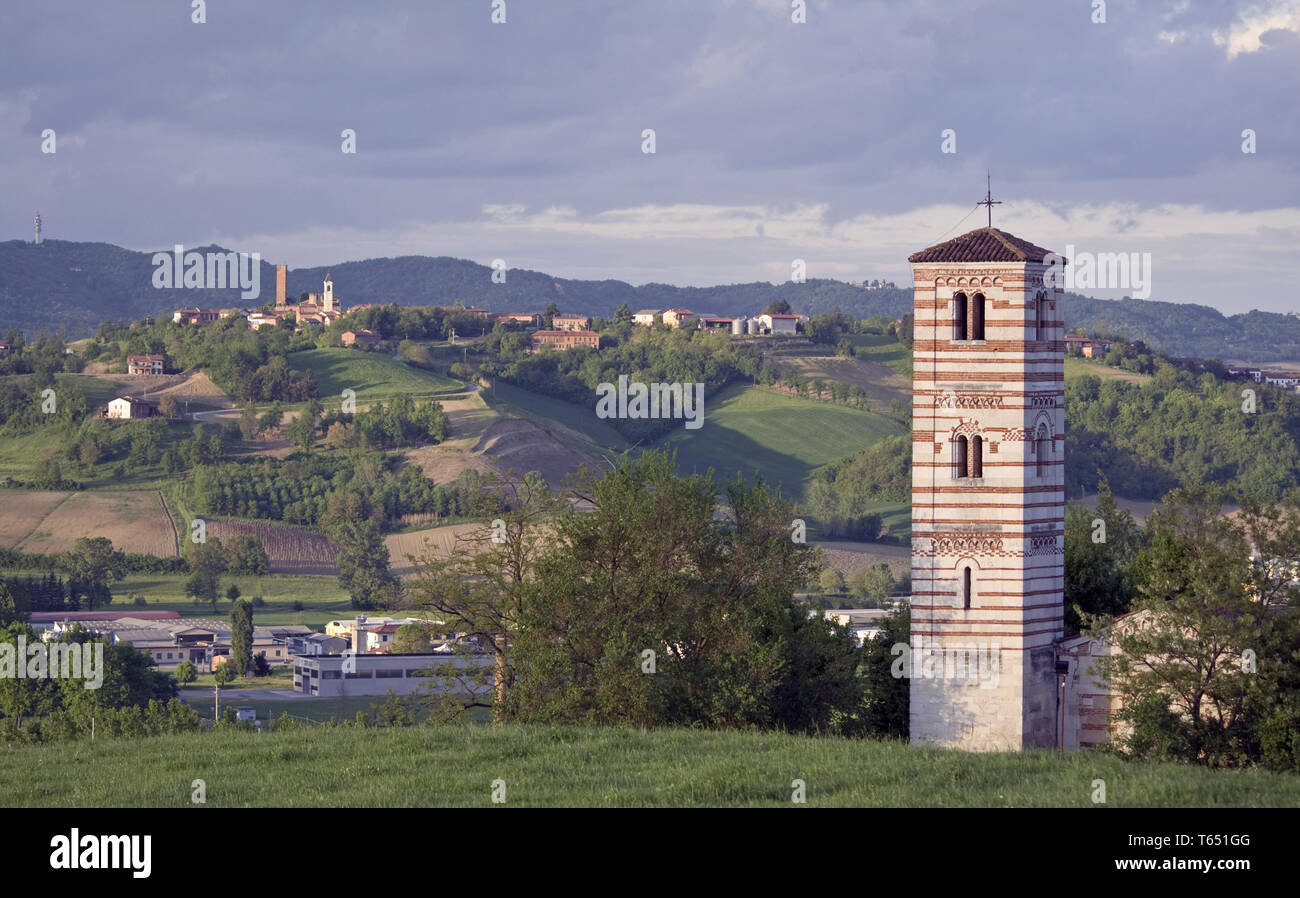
[
  {"left": 27, "top": 610, "right": 490, "bottom": 700},
  {"left": 524, "top": 309, "right": 805, "bottom": 353},
  {"left": 31, "top": 611, "right": 312, "bottom": 670}
]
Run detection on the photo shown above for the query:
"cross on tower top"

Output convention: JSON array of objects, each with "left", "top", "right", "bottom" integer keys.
[{"left": 977, "top": 173, "right": 1002, "bottom": 228}]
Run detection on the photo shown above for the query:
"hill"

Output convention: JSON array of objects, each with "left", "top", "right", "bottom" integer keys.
[
  {"left": 0, "top": 239, "right": 908, "bottom": 339},
  {"left": 7, "top": 239, "right": 1298, "bottom": 361},
  {"left": 3, "top": 725, "right": 1294, "bottom": 807}
]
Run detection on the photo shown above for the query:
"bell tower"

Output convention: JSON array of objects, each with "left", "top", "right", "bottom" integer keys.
[{"left": 907, "top": 226, "right": 1065, "bottom": 751}]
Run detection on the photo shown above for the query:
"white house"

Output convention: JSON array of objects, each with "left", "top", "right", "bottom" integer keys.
[{"left": 105, "top": 396, "right": 156, "bottom": 420}]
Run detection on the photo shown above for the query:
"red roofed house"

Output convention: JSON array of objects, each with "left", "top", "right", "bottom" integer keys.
[{"left": 342, "top": 329, "right": 381, "bottom": 349}]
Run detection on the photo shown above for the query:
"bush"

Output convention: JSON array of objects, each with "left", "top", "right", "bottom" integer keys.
[
  {"left": 132, "top": 594, "right": 148, "bottom": 607},
  {"left": 251, "top": 595, "right": 265, "bottom": 608},
  {"left": 291, "top": 600, "right": 304, "bottom": 611}
]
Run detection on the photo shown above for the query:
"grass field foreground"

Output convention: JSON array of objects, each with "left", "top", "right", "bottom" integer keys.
[{"left": 3, "top": 725, "right": 1296, "bottom": 808}]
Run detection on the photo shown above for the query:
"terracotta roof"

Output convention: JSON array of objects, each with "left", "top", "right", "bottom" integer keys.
[{"left": 908, "top": 227, "right": 1056, "bottom": 264}]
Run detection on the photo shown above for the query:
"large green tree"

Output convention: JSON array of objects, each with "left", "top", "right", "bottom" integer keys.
[
  {"left": 1064, "top": 477, "right": 1144, "bottom": 634},
  {"left": 1087, "top": 487, "right": 1300, "bottom": 767},
  {"left": 404, "top": 472, "right": 565, "bottom": 722},
  {"left": 334, "top": 519, "right": 398, "bottom": 610},
  {"left": 505, "top": 450, "right": 863, "bottom": 732},
  {"left": 184, "top": 538, "right": 228, "bottom": 612}
]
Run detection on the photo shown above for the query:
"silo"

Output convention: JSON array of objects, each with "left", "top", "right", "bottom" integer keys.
[
  {"left": 746, "top": 317, "right": 758, "bottom": 335},
  {"left": 731, "top": 317, "right": 744, "bottom": 335}
]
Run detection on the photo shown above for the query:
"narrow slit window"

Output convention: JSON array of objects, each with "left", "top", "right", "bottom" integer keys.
[
  {"left": 1036, "top": 427, "right": 1049, "bottom": 477},
  {"left": 970, "top": 435, "right": 983, "bottom": 478},
  {"left": 962, "top": 568, "right": 972, "bottom": 610},
  {"left": 954, "top": 435, "right": 969, "bottom": 478},
  {"left": 953, "top": 292, "right": 968, "bottom": 341},
  {"left": 1035, "top": 292, "right": 1047, "bottom": 341},
  {"left": 971, "top": 293, "right": 986, "bottom": 340}
]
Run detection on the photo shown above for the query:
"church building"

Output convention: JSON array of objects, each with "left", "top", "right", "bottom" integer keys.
[{"left": 907, "top": 227, "right": 1065, "bottom": 751}]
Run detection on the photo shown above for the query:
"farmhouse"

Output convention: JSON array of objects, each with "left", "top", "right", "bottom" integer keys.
[
  {"left": 661, "top": 309, "right": 696, "bottom": 329},
  {"left": 530, "top": 330, "right": 600, "bottom": 352},
  {"left": 105, "top": 396, "right": 157, "bottom": 420},
  {"left": 698, "top": 316, "right": 734, "bottom": 330},
  {"left": 633, "top": 309, "right": 661, "bottom": 326},
  {"left": 342, "top": 329, "right": 380, "bottom": 349},
  {"left": 550, "top": 313, "right": 591, "bottom": 331},
  {"left": 757, "top": 313, "right": 800, "bottom": 335},
  {"left": 126, "top": 354, "right": 165, "bottom": 375}
]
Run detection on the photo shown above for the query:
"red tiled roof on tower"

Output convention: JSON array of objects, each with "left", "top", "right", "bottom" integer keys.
[{"left": 908, "top": 227, "right": 1057, "bottom": 264}]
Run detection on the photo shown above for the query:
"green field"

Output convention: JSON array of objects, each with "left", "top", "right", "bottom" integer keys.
[
  {"left": 0, "top": 416, "right": 196, "bottom": 487},
  {"left": 288, "top": 348, "right": 462, "bottom": 401},
  {"left": 3, "top": 725, "right": 1295, "bottom": 807},
  {"left": 2, "top": 570, "right": 352, "bottom": 628},
  {"left": 487, "top": 380, "right": 630, "bottom": 451},
  {"left": 656, "top": 384, "right": 907, "bottom": 500}
]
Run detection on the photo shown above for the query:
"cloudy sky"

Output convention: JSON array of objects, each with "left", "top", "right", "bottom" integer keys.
[{"left": 2, "top": 0, "right": 1298, "bottom": 312}]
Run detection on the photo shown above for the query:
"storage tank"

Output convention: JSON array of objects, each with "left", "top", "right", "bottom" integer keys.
[
  {"left": 731, "top": 317, "right": 744, "bottom": 335},
  {"left": 746, "top": 317, "right": 758, "bottom": 335}
]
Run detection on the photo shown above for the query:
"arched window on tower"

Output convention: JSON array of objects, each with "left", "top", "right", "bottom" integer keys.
[
  {"left": 1035, "top": 291, "right": 1048, "bottom": 341},
  {"left": 1036, "top": 426, "right": 1049, "bottom": 478},
  {"left": 953, "top": 292, "right": 968, "bottom": 341},
  {"left": 970, "top": 435, "right": 983, "bottom": 478},
  {"left": 954, "top": 435, "right": 968, "bottom": 478},
  {"left": 971, "top": 293, "right": 986, "bottom": 340},
  {"left": 962, "top": 567, "right": 972, "bottom": 610}
]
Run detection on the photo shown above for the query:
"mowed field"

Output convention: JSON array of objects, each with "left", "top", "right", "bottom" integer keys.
[
  {"left": 288, "top": 348, "right": 461, "bottom": 401},
  {"left": 385, "top": 522, "right": 484, "bottom": 576},
  {"left": 207, "top": 519, "right": 340, "bottom": 575},
  {"left": 1064, "top": 356, "right": 1153, "bottom": 384},
  {"left": 778, "top": 351, "right": 911, "bottom": 407},
  {"left": 3, "top": 489, "right": 178, "bottom": 556},
  {"left": 656, "top": 384, "right": 907, "bottom": 500}
]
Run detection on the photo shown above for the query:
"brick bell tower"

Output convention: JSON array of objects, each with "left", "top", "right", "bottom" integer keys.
[{"left": 907, "top": 226, "right": 1065, "bottom": 751}]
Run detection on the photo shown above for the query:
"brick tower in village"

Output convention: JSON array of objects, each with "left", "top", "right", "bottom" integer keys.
[{"left": 907, "top": 226, "right": 1065, "bottom": 751}]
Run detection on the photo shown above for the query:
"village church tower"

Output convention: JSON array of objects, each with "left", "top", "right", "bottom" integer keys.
[{"left": 907, "top": 227, "right": 1065, "bottom": 751}]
